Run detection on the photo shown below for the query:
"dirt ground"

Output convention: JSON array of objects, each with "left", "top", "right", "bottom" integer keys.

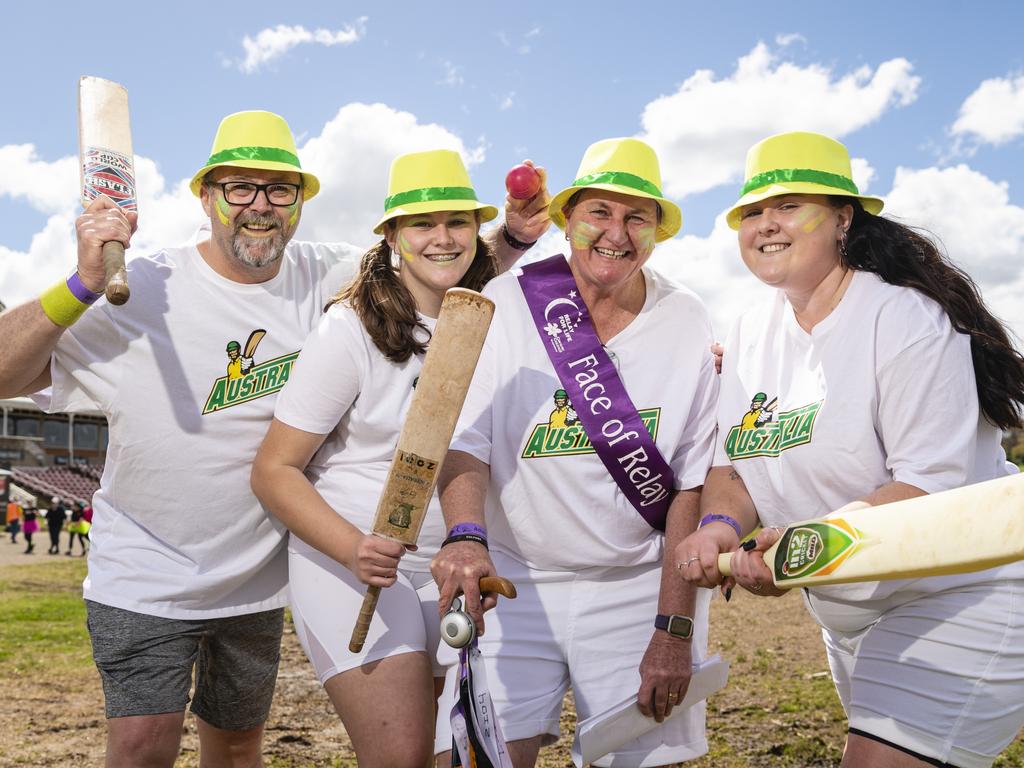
[{"left": 1, "top": 568, "right": 1021, "bottom": 767}]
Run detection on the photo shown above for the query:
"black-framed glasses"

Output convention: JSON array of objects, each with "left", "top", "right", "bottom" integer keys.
[{"left": 214, "top": 181, "right": 301, "bottom": 207}]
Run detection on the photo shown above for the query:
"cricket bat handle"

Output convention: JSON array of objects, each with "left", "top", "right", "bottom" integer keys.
[
  {"left": 479, "top": 575, "right": 517, "bottom": 599},
  {"left": 102, "top": 240, "right": 130, "bottom": 305},
  {"left": 349, "top": 585, "right": 382, "bottom": 653},
  {"left": 717, "top": 552, "right": 736, "bottom": 577}
]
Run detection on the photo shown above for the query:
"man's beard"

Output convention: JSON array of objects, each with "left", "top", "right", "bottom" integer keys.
[{"left": 226, "top": 213, "right": 289, "bottom": 268}]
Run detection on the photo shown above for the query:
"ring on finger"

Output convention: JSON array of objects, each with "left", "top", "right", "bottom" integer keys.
[{"left": 667, "top": 691, "right": 679, "bottom": 703}]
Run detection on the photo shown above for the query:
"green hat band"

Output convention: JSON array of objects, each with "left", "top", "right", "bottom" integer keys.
[
  {"left": 572, "top": 170, "right": 662, "bottom": 199},
  {"left": 205, "top": 145, "right": 302, "bottom": 168},
  {"left": 383, "top": 185, "right": 479, "bottom": 211},
  {"left": 741, "top": 168, "right": 858, "bottom": 197}
]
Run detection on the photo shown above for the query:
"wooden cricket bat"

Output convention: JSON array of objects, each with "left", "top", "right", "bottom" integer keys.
[
  {"left": 718, "top": 473, "right": 1024, "bottom": 588},
  {"left": 79, "top": 76, "right": 136, "bottom": 306},
  {"left": 349, "top": 288, "right": 496, "bottom": 653},
  {"left": 243, "top": 329, "right": 266, "bottom": 359}
]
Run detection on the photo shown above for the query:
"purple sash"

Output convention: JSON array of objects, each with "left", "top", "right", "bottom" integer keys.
[{"left": 518, "top": 255, "right": 672, "bottom": 530}]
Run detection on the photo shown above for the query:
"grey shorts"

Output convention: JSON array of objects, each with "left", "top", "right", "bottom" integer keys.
[{"left": 85, "top": 600, "right": 284, "bottom": 730}]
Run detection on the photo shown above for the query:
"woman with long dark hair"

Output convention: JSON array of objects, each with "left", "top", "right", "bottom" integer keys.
[{"left": 678, "top": 131, "right": 1024, "bottom": 768}]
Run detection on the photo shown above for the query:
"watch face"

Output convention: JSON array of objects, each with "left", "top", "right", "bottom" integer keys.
[{"left": 667, "top": 615, "right": 693, "bottom": 639}]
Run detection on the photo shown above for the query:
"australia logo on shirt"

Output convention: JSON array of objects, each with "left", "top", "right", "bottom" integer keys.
[
  {"left": 724, "top": 392, "right": 822, "bottom": 460},
  {"left": 202, "top": 329, "right": 300, "bottom": 414},
  {"left": 521, "top": 389, "right": 661, "bottom": 459}
]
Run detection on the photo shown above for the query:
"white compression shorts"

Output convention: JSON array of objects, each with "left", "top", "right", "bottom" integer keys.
[
  {"left": 434, "top": 550, "right": 712, "bottom": 767},
  {"left": 805, "top": 578, "right": 1024, "bottom": 768},
  {"left": 288, "top": 545, "right": 457, "bottom": 683}
]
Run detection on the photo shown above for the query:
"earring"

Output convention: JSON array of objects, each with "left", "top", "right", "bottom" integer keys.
[
  {"left": 564, "top": 233, "right": 570, "bottom": 242},
  {"left": 839, "top": 230, "right": 849, "bottom": 260},
  {"left": 391, "top": 249, "right": 401, "bottom": 269}
]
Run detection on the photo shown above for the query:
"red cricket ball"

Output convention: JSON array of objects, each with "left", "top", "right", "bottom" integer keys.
[{"left": 505, "top": 164, "right": 541, "bottom": 200}]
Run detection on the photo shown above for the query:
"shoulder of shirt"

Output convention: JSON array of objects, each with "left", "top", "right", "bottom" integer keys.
[
  {"left": 285, "top": 240, "right": 364, "bottom": 274},
  {"left": 643, "top": 265, "right": 708, "bottom": 309},
  {"left": 854, "top": 270, "right": 951, "bottom": 339},
  {"left": 482, "top": 267, "right": 528, "bottom": 300}
]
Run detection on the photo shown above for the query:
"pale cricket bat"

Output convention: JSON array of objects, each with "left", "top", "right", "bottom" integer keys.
[
  {"left": 79, "top": 76, "right": 136, "bottom": 305},
  {"left": 242, "top": 329, "right": 266, "bottom": 359},
  {"left": 349, "top": 288, "right": 496, "bottom": 653},
  {"left": 718, "top": 473, "right": 1024, "bottom": 588}
]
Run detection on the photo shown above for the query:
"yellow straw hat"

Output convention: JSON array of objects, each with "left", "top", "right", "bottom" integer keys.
[
  {"left": 373, "top": 150, "right": 498, "bottom": 234},
  {"left": 548, "top": 138, "right": 682, "bottom": 242},
  {"left": 726, "top": 131, "right": 883, "bottom": 229},
  {"left": 189, "top": 111, "right": 320, "bottom": 199}
]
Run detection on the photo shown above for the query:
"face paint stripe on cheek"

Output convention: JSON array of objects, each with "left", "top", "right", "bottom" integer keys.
[
  {"left": 287, "top": 202, "right": 299, "bottom": 227},
  {"left": 569, "top": 220, "right": 602, "bottom": 250},
  {"left": 215, "top": 196, "right": 232, "bottom": 226},
  {"left": 399, "top": 234, "right": 415, "bottom": 263}
]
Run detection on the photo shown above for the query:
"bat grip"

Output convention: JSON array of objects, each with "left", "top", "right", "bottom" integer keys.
[
  {"left": 102, "top": 241, "right": 130, "bottom": 305},
  {"left": 479, "top": 575, "right": 517, "bottom": 599},
  {"left": 717, "top": 552, "right": 734, "bottom": 577},
  {"left": 348, "top": 585, "right": 381, "bottom": 653}
]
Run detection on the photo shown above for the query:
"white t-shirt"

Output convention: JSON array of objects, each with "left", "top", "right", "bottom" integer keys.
[
  {"left": 274, "top": 303, "right": 444, "bottom": 572},
  {"left": 714, "top": 269, "right": 1021, "bottom": 602},
  {"left": 43, "top": 240, "right": 359, "bottom": 618},
  {"left": 452, "top": 260, "right": 720, "bottom": 571}
]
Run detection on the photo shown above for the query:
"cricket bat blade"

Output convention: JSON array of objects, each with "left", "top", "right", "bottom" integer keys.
[
  {"left": 348, "top": 288, "right": 496, "bottom": 652},
  {"left": 79, "top": 76, "right": 136, "bottom": 305},
  {"left": 718, "top": 473, "right": 1024, "bottom": 588}
]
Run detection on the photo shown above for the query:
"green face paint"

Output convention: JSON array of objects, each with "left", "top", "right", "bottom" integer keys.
[
  {"left": 287, "top": 202, "right": 299, "bottom": 227},
  {"left": 635, "top": 224, "right": 657, "bottom": 255},
  {"left": 398, "top": 234, "right": 415, "bottom": 263},
  {"left": 215, "top": 196, "right": 232, "bottom": 226},
  {"left": 569, "top": 220, "right": 602, "bottom": 251}
]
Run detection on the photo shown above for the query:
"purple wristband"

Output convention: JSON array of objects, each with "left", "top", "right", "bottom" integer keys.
[
  {"left": 699, "top": 513, "right": 742, "bottom": 538},
  {"left": 448, "top": 522, "right": 487, "bottom": 539},
  {"left": 67, "top": 272, "right": 102, "bottom": 305}
]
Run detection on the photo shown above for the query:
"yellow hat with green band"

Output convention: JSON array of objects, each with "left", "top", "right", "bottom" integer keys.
[
  {"left": 726, "top": 131, "right": 883, "bottom": 230},
  {"left": 373, "top": 150, "right": 498, "bottom": 234},
  {"left": 548, "top": 138, "right": 682, "bottom": 242},
  {"left": 189, "top": 111, "right": 320, "bottom": 200}
]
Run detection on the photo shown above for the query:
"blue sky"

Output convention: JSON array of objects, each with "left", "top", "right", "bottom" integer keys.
[{"left": 3, "top": 1, "right": 1023, "bottom": 340}]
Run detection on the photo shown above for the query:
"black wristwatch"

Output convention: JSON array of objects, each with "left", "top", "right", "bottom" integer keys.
[{"left": 655, "top": 614, "right": 694, "bottom": 640}]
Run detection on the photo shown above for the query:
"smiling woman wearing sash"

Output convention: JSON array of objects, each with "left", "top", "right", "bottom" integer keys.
[{"left": 432, "top": 138, "right": 720, "bottom": 767}]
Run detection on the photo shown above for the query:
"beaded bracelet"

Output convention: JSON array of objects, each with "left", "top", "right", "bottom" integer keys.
[
  {"left": 39, "top": 273, "right": 102, "bottom": 327},
  {"left": 441, "top": 533, "right": 489, "bottom": 550},
  {"left": 698, "top": 513, "right": 742, "bottom": 539},
  {"left": 448, "top": 522, "right": 487, "bottom": 539},
  {"left": 501, "top": 223, "right": 536, "bottom": 251}
]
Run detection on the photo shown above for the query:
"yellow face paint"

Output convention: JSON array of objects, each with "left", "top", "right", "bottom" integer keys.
[
  {"left": 287, "top": 203, "right": 299, "bottom": 227},
  {"left": 795, "top": 205, "right": 828, "bottom": 233},
  {"left": 215, "top": 196, "right": 232, "bottom": 226},
  {"left": 398, "top": 234, "right": 415, "bottom": 263},
  {"left": 569, "top": 220, "right": 602, "bottom": 251},
  {"left": 635, "top": 224, "right": 657, "bottom": 255}
]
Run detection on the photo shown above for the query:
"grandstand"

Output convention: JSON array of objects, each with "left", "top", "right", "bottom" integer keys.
[{"left": 0, "top": 395, "right": 106, "bottom": 506}]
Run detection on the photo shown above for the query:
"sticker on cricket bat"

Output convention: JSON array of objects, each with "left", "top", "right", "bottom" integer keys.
[
  {"left": 718, "top": 473, "right": 1024, "bottom": 588},
  {"left": 79, "top": 76, "right": 136, "bottom": 306}
]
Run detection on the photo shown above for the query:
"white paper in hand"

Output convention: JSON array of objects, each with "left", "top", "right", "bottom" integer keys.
[{"left": 574, "top": 655, "right": 729, "bottom": 767}]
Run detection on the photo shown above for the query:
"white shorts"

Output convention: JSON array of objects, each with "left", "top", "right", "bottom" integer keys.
[
  {"left": 805, "top": 579, "right": 1024, "bottom": 768},
  {"left": 288, "top": 545, "right": 457, "bottom": 683},
  {"left": 435, "top": 551, "right": 711, "bottom": 767}
]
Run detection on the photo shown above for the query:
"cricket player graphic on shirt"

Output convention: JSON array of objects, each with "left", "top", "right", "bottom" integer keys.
[
  {"left": 225, "top": 329, "right": 265, "bottom": 379},
  {"left": 740, "top": 392, "right": 777, "bottom": 430},
  {"left": 548, "top": 389, "right": 579, "bottom": 428}
]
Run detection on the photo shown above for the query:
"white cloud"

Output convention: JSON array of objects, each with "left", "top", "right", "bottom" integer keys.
[
  {"left": 236, "top": 18, "right": 367, "bottom": 74},
  {"left": 0, "top": 145, "right": 78, "bottom": 214},
  {"left": 499, "top": 93, "right": 515, "bottom": 111},
  {"left": 439, "top": 60, "right": 464, "bottom": 87},
  {"left": 297, "top": 103, "right": 487, "bottom": 246},
  {"left": 850, "top": 157, "right": 876, "bottom": 194},
  {"left": 951, "top": 73, "right": 1024, "bottom": 146},
  {"left": 775, "top": 32, "right": 806, "bottom": 47},
  {"left": 640, "top": 42, "right": 920, "bottom": 198}
]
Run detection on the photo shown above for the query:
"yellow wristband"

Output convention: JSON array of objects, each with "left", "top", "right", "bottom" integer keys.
[{"left": 39, "top": 279, "right": 90, "bottom": 327}]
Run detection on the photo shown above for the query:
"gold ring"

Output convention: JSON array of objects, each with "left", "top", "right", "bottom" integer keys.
[{"left": 667, "top": 692, "right": 679, "bottom": 702}]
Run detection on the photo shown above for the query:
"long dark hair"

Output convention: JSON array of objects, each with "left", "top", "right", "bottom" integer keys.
[
  {"left": 328, "top": 230, "right": 497, "bottom": 363},
  {"left": 838, "top": 198, "right": 1024, "bottom": 429}
]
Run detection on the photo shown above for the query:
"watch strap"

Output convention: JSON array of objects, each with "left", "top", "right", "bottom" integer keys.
[{"left": 654, "top": 613, "right": 694, "bottom": 639}]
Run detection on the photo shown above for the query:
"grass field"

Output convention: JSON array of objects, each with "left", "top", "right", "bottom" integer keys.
[{"left": 0, "top": 560, "right": 1021, "bottom": 767}]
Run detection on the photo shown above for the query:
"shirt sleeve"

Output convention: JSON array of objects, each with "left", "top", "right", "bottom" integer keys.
[
  {"left": 672, "top": 343, "right": 721, "bottom": 490},
  {"left": 875, "top": 322, "right": 978, "bottom": 493},
  {"left": 274, "top": 307, "right": 365, "bottom": 435},
  {"left": 42, "top": 303, "right": 125, "bottom": 416}
]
